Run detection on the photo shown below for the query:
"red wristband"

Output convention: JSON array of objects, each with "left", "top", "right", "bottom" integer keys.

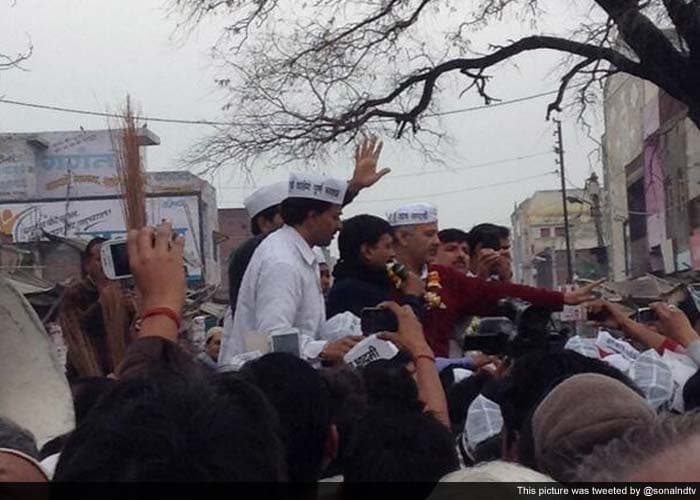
[
  {"left": 414, "top": 353, "right": 436, "bottom": 364},
  {"left": 141, "top": 307, "right": 182, "bottom": 330}
]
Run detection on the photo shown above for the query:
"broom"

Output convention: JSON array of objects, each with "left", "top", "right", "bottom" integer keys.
[
  {"left": 109, "top": 96, "right": 146, "bottom": 366},
  {"left": 116, "top": 95, "right": 147, "bottom": 230}
]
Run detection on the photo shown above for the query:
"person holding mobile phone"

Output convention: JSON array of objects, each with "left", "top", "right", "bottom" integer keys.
[
  {"left": 467, "top": 223, "right": 513, "bottom": 282},
  {"left": 57, "top": 237, "right": 136, "bottom": 379}
]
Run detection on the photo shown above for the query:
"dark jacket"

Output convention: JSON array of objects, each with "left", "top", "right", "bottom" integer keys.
[
  {"left": 326, "top": 260, "right": 423, "bottom": 319},
  {"left": 227, "top": 234, "right": 266, "bottom": 312}
]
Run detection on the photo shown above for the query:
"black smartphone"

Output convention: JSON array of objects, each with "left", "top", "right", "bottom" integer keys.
[
  {"left": 636, "top": 307, "right": 659, "bottom": 324},
  {"left": 588, "top": 309, "right": 610, "bottom": 322},
  {"left": 360, "top": 307, "right": 398, "bottom": 335}
]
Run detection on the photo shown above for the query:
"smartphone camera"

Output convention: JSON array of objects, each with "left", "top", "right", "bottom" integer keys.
[
  {"left": 100, "top": 239, "right": 132, "bottom": 280},
  {"left": 361, "top": 307, "right": 398, "bottom": 335},
  {"left": 635, "top": 307, "right": 659, "bottom": 324},
  {"left": 270, "top": 329, "right": 300, "bottom": 357}
]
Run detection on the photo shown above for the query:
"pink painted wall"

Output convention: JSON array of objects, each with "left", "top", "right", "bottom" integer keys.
[{"left": 644, "top": 135, "right": 666, "bottom": 250}]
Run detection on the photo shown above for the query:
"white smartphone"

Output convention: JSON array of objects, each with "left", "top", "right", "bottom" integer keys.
[
  {"left": 269, "top": 329, "right": 300, "bottom": 357},
  {"left": 100, "top": 239, "right": 132, "bottom": 280}
]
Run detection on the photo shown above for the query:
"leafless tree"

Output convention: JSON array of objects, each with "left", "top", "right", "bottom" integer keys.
[
  {"left": 1, "top": 1, "right": 32, "bottom": 81},
  {"left": 170, "top": 0, "right": 700, "bottom": 172}
]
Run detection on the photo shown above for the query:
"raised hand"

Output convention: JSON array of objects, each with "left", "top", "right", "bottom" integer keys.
[
  {"left": 349, "top": 136, "right": 390, "bottom": 192},
  {"left": 127, "top": 222, "right": 186, "bottom": 316},
  {"left": 650, "top": 302, "right": 699, "bottom": 348}
]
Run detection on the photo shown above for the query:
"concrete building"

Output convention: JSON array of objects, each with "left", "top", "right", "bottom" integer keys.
[
  {"left": 511, "top": 189, "right": 606, "bottom": 289},
  {"left": 603, "top": 72, "right": 700, "bottom": 280},
  {"left": 0, "top": 128, "right": 221, "bottom": 285},
  {"left": 217, "top": 207, "right": 251, "bottom": 297}
]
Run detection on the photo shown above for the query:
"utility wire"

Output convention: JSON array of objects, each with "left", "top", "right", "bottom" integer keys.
[
  {"left": 0, "top": 87, "right": 560, "bottom": 127},
  {"left": 0, "top": 98, "right": 232, "bottom": 126},
  {"left": 216, "top": 149, "right": 554, "bottom": 189},
  {"left": 390, "top": 151, "right": 552, "bottom": 178},
  {"left": 353, "top": 170, "right": 558, "bottom": 204}
]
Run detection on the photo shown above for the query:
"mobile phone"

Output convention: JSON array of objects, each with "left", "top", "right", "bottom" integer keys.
[
  {"left": 100, "top": 239, "right": 132, "bottom": 280},
  {"left": 361, "top": 307, "right": 398, "bottom": 335},
  {"left": 270, "top": 330, "right": 300, "bottom": 357},
  {"left": 387, "top": 261, "right": 408, "bottom": 280},
  {"left": 587, "top": 309, "right": 610, "bottom": 322},
  {"left": 635, "top": 307, "right": 659, "bottom": 324}
]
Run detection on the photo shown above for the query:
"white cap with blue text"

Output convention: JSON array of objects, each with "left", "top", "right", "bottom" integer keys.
[
  {"left": 387, "top": 202, "right": 438, "bottom": 227},
  {"left": 243, "top": 181, "right": 289, "bottom": 219},
  {"left": 288, "top": 173, "right": 347, "bottom": 204}
]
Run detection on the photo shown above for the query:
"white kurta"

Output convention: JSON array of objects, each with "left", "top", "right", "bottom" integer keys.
[{"left": 218, "top": 225, "right": 327, "bottom": 366}]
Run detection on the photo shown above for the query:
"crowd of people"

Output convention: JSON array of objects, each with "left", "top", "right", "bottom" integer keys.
[{"left": 3, "top": 137, "right": 700, "bottom": 492}]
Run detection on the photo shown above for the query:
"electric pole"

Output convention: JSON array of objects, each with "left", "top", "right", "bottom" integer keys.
[
  {"left": 554, "top": 119, "right": 574, "bottom": 284},
  {"left": 586, "top": 172, "right": 605, "bottom": 249}
]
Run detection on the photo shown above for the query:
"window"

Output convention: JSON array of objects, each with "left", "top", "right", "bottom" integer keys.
[
  {"left": 555, "top": 227, "right": 566, "bottom": 238},
  {"left": 539, "top": 227, "right": 551, "bottom": 238}
]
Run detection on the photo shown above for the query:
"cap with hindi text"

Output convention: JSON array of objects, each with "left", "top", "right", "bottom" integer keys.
[
  {"left": 386, "top": 202, "right": 438, "bottom": 227},
  {"left": 288, "top": 173, "right": 347, "bottom": 205}
]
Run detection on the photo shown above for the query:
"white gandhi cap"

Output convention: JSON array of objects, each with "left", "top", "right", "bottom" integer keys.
[
  {"left": 243, "top": 181, "right": 288, "bottom": 219},
  {"left": 288, "top": 172, "right": 347, "bottom": 205}
]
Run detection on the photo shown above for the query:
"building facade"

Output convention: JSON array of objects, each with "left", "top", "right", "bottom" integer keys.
[
  {"left": 0, "top": 128, "right": 221, "bottom": 285},
  {"left": 603, "top": 72, "right": 700, "bottom": 280},
  {"left": 511, "top": 189, "right": 606, "bottom": 289}
]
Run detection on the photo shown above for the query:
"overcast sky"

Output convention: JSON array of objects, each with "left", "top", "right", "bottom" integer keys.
[{"left": 0, "top": 0, "right": 603, "bottom": 232}]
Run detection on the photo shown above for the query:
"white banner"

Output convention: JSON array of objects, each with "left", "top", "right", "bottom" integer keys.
[{"left": 0, "top": 195, "right": 203, "bottom": 278}]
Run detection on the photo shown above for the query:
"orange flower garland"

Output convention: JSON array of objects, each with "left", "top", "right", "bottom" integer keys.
[{"left": 424, "top": 270, "right": 446, "bottom": 310}]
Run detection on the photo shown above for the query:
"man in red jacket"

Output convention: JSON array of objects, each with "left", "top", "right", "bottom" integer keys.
[{"left": 389, "top": 203, "right": 602, "bottom": 357}]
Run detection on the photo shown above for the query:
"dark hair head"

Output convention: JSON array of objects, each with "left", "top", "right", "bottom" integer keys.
[
  {"left": 242, "top": 353, "right": 332, "bottom": 482},
  {"left": 445, "top": 371, "right": 494, "bottom": 435},
  {"left": 467, "top": 224, "right": 510, "bottom": 256},
  {"left": 251, "top": 204, "right": 280, "bottom": 236},
  {"left": 320, "top": 366, "right": 369, "bottom": 478},
  {"left": 71, "top": 377, "right": 117, "bottom": 425},
  {"left": 280, "top": 197, "right": 333, "bottom": 227},
  {"left": 54, "top": 371, "right": 287, "bottom": 481},
  {"left": 499, "top": 349, "right": 641, "bottom": 450},
  {"left": 337, "top": 214, "right": 393, "bottom": 266},
  {"left": 683, "top": 370, "right": 700, "bottom": 411},
  {"left": 0, "top": 416, "right": 38, "bottom": 459},
  {"left": 361, "top": 359, "right": 423, "bottom": 413},
  {"left": 81, "top": 237, "right": 108, "bottom": 276},
  {"left": 438, "top": 228, "right": 470, "bottom": 245},
  {"left": 343, "top": 407, "right": 459, "bottom": 483}
]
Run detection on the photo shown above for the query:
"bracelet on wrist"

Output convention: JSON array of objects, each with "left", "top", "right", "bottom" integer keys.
[
  {"left": 141, "top": 307, "right": 182, "bottom": 330},
  {"left": 413, "top": 353, "right": 436, "bottom": 364}
]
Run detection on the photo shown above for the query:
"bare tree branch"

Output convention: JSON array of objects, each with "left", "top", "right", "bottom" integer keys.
[{"left": 170, "top": 0, "right": 700, "bottom": 172}]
